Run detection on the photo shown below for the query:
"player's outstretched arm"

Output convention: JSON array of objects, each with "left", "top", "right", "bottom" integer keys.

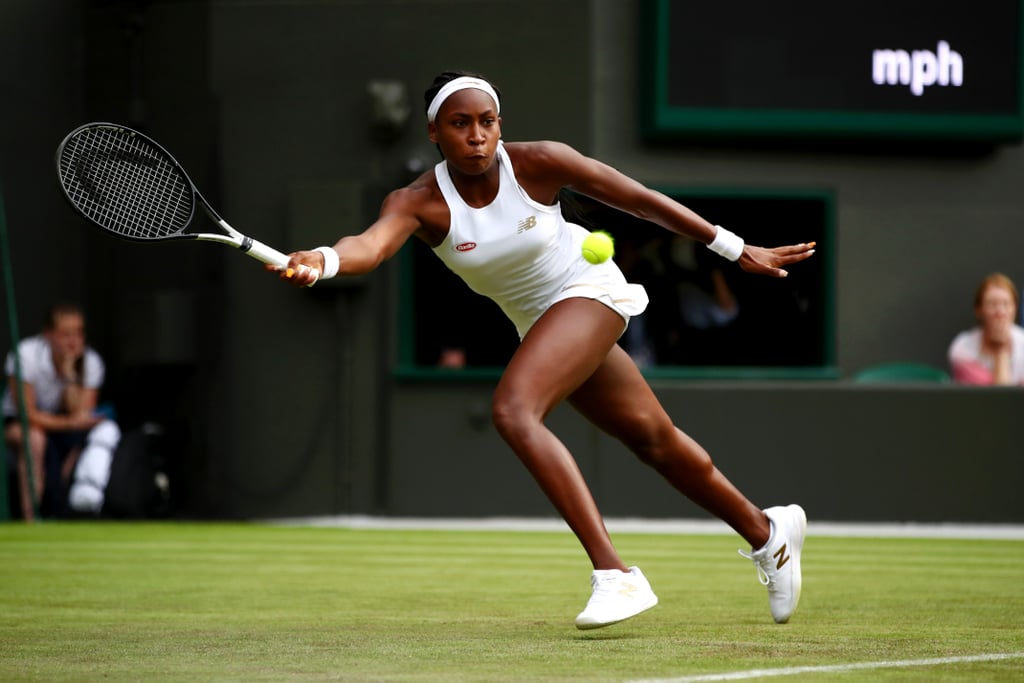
[
  {"left": 513, "top": 142, "right": 817, "bottom": 278},
  {"left": 269, "top": 186, "right": 426, "bottom": 287}
]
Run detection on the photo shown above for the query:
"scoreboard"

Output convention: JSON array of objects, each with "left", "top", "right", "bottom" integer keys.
[{"left": 640, "top": 0, "right": 1023, "bottom": 142}]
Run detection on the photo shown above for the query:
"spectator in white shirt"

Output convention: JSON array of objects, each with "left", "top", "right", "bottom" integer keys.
[{"left": 3, "top": 304, "right": 120, "bottom": 520}]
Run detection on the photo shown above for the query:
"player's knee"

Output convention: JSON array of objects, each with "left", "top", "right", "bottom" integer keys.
[
  {"left": 491, "top": 391, "right": 541, "bottom": 444},
  {"left": 491, "top": 395, "right": 521, "bottom": 439},
  {"left": 630, "top": 424, "right": 712, "bottom": 475},
  {"left": 629, "top": 435, "right": 672, "bottom": 469},
  {"left": 616, "top": 410, "right": 670, "bottom": 463}
]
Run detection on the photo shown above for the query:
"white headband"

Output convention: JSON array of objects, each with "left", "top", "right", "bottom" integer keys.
[{"left": 426, "top": 76, "right": 500, "bottom": 122}]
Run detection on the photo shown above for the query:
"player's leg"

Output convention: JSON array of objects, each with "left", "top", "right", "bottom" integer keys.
[
  {"left": 492, "top": 298, "right": 628, "bottom": 571},
  {"left": 567, "top": 345, "right": 770, "bottom": 547},
  {"left": 491, "top": 298, "right": 660, "bottom": 629},
  {"left": 568, "top": 350, "right": 806, "bottom": 623}
]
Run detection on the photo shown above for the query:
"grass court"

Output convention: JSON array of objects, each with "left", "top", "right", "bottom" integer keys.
[{"left": 1, "top": 521, "right": 1022, "bottom": 681}]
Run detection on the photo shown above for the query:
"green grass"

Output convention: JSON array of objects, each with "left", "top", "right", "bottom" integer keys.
[{"left": 0, "top": 522, "right": 1022, "bottom": 682}]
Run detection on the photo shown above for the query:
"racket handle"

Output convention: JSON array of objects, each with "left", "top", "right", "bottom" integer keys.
[
  {"left": 243, "top": 238, "right": 291, "bottom": 269},
  {"left": 243, "top": 237, "right": 320, "bottom": 285}
]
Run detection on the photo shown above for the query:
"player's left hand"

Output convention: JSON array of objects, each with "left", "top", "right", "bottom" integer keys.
[{"left": 738, "top": 242, "right": 816, "bottom": 278}]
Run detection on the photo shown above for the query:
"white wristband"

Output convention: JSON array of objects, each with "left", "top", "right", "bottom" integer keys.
[
  {"left": 313, "top": 246, "right": 340, "bottom": 279},
  {"left": 706, "top": 225, "right": 744, "bottom": 262}
]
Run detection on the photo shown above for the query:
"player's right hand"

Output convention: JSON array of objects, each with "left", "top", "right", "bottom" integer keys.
[{"left": 266, "top": 251, "right": 322, "bottom": 287}]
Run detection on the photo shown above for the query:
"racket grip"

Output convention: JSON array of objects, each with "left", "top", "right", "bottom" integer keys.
[
  {"left": 243, "top": 238, "right": 291, "bottom": 269},
  {"left": 244, "top": 237, "right": 319, "bottom": 286}
]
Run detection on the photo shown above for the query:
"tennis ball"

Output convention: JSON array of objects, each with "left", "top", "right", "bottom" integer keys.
[{"left": 581, "top": 231, "right": 615, "bottom": 264}]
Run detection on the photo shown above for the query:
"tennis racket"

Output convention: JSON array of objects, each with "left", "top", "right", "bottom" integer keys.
[{"left": 55, "top": 122, "right": 298, "bottom": 272}]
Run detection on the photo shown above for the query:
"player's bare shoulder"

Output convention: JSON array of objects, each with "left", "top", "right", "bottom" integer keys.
[
  {"left": 503, "top": 141, "right": 588, "bottom": 202},
  {"left": 383, "top": 169, "right": 438, "bottom": 211},
  {"left": 380, "top": 169, "right": 450, "bottom": 246},
  {"left": 504, "top": 140, "right": 580, "bottom": 170}
]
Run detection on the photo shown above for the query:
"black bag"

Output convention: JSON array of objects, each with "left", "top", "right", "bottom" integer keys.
[{"left": 101, "top": 424, "right": 170, "bottom": 518}]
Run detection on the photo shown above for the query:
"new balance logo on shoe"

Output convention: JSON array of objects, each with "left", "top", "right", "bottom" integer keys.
[
  {"left": 618, "top": 582, "right": 638, "bottom": 599},
  {"left": 774, "top": 544, "right": 790, "bottom": 570},
  {"left": 517, "top": 215, "right": 537, "bottom": 233}
]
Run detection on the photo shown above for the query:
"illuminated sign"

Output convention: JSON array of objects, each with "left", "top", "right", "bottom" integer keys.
[{"left": 641, "top": 0, "right": 1023, "bottom": 142}]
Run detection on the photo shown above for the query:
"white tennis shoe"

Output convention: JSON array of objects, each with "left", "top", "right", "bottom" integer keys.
[
  {"left": 739, "top": 504, "right": 807, "bottom": 624},
  {"left": 574, "top": 566, "right": 659, "bottom": 630}
]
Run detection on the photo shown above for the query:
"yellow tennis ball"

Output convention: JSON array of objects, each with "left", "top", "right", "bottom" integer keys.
[{"left": 581, "top": 231, "right": 615, "bottom": 264}]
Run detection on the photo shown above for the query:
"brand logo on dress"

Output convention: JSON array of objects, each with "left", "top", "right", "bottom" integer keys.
[
  {"left": 517, "top": 215, "right": 537, "bottom": 233},
  {"left": 455, "top": 242, "right": 477, "bottom": 252}
]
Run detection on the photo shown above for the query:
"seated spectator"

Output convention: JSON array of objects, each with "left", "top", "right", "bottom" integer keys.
[
  {"left": 948, "top": 273, "right": 1024, "bottom": 386},
  {"left": 2, "top": 303, "right": 121, "bottom": 520}
]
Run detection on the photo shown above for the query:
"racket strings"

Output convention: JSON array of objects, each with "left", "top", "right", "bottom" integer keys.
[{"left": 58, "top": 126, "right": 194, "bottom": 239}]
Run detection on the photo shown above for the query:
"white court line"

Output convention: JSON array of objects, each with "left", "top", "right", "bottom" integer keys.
[
  {"left": 267, "top": 515, "right": 1024, "bottom": 540},
  {"left": 627, "top": 652, "right": 1024, "bottom": 682}
]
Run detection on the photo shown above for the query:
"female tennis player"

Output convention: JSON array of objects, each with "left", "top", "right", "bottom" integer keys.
[{"left": 273, "top": 71, "right": 814, "bottom": 629}]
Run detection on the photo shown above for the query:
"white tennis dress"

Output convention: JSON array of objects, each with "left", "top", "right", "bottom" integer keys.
[{"left": 432, "top": 141, "right": 648, "bottom": 339}]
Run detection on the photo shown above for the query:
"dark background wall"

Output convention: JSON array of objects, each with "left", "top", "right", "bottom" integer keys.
[{"left": 1, "top": 0, "right": 1021, "bottom": 523}]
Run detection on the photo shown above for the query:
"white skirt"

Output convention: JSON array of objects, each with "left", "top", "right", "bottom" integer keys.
[{"left": 513, "top": 273, "right": 649, "bottom": 340}]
